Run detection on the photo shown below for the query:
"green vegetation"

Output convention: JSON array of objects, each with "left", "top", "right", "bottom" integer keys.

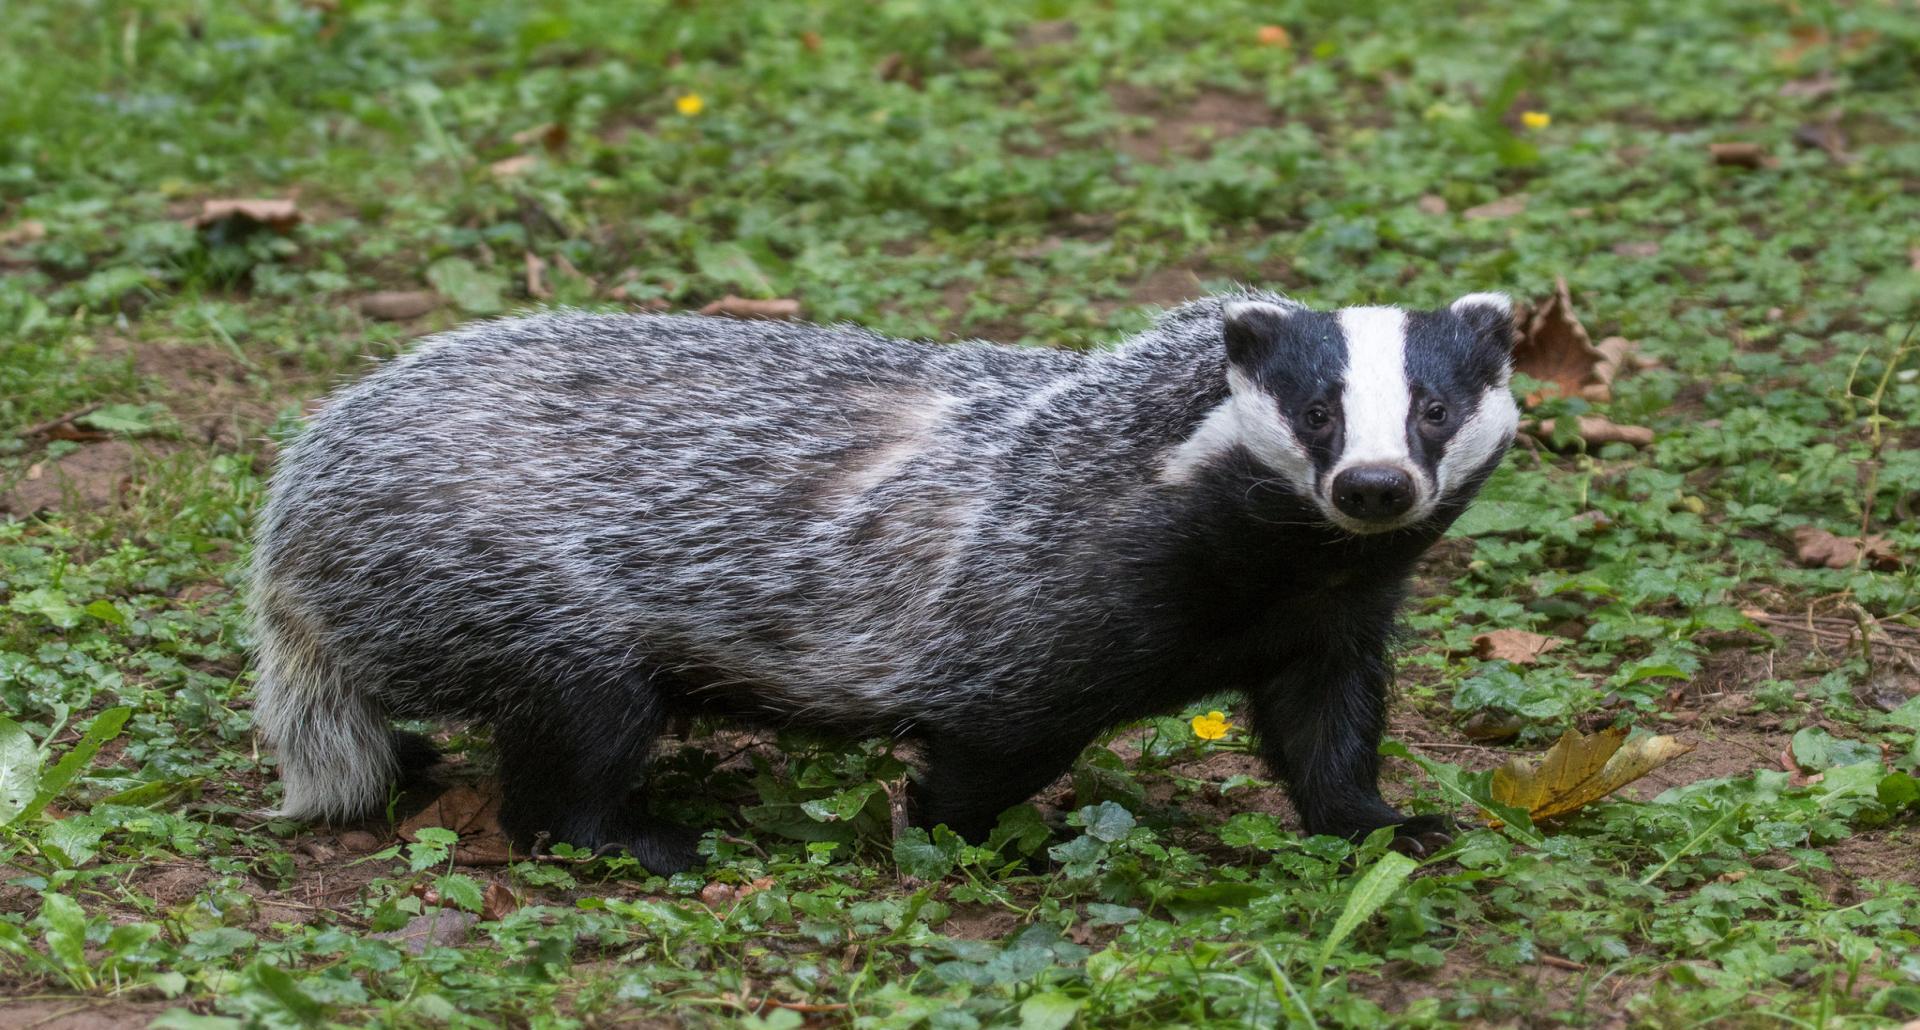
[{"left": 4, "top": 0, "right": 1919, "bottom": 1025}]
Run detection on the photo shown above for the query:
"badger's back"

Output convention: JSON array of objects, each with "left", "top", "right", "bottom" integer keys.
[{"left": 252, "top": 313, "right": 1132, "bottom": 738}]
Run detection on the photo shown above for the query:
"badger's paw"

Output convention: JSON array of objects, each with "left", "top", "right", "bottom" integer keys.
[
  {"left": 521, "top": 818, "right": 705, "bottom": 875},
  {"left": 618, "top": 823, "right": 705, "bottom": 876},
  {"left": 1385, "top": 814, "right": 1457, "bottom": 859}
]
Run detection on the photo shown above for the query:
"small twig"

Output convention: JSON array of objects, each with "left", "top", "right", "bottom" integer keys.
[
  {"left": 757, "top": 1000, "right": 850, "bottom": 1013},
  {"left": 15, "top": 403, "right": 103, "bottom": 439},
  {"left": 1538, "top": 953, "right": 1587, "bottom": 972}
]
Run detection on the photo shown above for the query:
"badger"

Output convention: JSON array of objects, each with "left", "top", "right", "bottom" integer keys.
[{"left": 249, "top": 290, "right": 1520, "bottom": 873}]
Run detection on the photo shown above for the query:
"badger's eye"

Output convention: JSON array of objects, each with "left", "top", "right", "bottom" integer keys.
[
  {"left": 1423, "top": 403, "right": 1449, "bottom": 425},
  {"left": 1303, "top": 406, "right": 1331, "bottom": 429}
]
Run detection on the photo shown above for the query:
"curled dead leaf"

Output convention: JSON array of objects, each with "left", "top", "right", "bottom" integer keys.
[
  {"left": 1472, "top": 629, "right": 1565, "bottom": 666},
  {"left": 194, "top": 198, "right": 301, "bottom": 231},
  {"left": 1490, "top": 726, "right": 1697, "bottom": 824},
  {"left": 1521, "top": 416, "right": 1655, "bottom": 449},
  {"left": 481, "top": 882, "right": 521, "bottom": 921},
  {"left": 1513, "top": 277, "right": 1609, "bottom": 406},
  {"left": 700, "top": 295, "right": 801, "bottom": 320},
  {"left": 1790, "top": 525, "right": 1901, "bottom": 571}
]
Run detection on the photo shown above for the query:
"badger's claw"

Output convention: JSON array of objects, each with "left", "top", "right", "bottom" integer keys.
[{"left": 1388, "top": 829, "right": 1454, "bottom": 858}]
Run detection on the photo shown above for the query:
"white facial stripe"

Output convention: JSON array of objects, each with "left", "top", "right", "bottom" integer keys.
[
  {"left": 1450, "top": 292, "right": 1512, "bottom": 316},
  {"left": 1226, "top": 368, "right": 1313, "bottom": 486},
  {"left": 1159, "top": 368, "right": 1312, "bottom": 486},
  {"left": 1437, "top": 383, "right": 1519, "bottom": 495},
  {"left": 1222, "top": 298, "right": 1304, "bottom": 322},
  {"left": 1333, "top": 307, "right": 1414, "bottom": 471}
]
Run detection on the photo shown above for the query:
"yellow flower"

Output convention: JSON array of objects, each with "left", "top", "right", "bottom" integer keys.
[
  {"left": 1520, "top": 110, "right": 1551, "bottom": 130},
  {"left": 1191, "top": 710, "right": 1231, "bottom": 741},
  {"left": 675, "top": 94, "right": 705, "bottom": 117}
]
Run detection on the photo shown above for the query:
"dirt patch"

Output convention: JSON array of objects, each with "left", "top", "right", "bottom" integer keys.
[
  {"left": 129, "top": 863, "right": 217, "bottom": 908},
  {"left": 0, "top": 1000, "right": 178, "bottom": 1029},
  {"left": 1818, "top": 827, "right": 1920, "bottom": 890},
  {"left": 1359, "top": 948, "right": 1641, "bottom": 1028},
  {"left": 1125, "top": 267, "right": 1209, "bottom": 308},
  {"left": 110, "top": 338, "right": 286, "bottom": 452},
  {"left": 1109, "top": 84, "right": 1276, "bottom": 162},
  {"left": 0, "top": 441, "right": 141, "bottom": 516},
  {"left": 940, "top": 905, "right": 1024, "bottom": 941}
]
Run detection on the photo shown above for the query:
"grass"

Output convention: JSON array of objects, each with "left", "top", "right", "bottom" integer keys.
[{"left": 3, "top": 0, "right": 1919, "bottom": 1025}]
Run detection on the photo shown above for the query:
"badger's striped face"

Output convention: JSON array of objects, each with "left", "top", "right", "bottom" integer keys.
[{"left": 1179, "top": 293, "right": 1519, "bottom": 534}]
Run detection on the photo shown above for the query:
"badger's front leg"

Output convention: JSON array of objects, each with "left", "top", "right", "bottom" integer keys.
[{"left": 1248, "top": 644, "right": 1454, "bottom": 857}]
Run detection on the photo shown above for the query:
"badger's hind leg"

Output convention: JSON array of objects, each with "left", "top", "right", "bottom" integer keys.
[
  {"left": 489, "top": 668, "right": 700, "bottom": 874},
  {"left": 911, "top": 731, "right": 1094, "bottom": 843}
]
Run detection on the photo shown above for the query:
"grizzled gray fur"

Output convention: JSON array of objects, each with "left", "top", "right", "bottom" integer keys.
[{"left": 252, "top": 290, "right": 1519, "bottom": 871}]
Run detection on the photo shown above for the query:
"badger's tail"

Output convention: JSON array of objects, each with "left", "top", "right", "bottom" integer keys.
[{"left": 250, "top": 582, "right": 399, "bottom": 822}]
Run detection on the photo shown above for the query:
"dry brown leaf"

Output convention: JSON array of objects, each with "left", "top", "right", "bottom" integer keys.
[
  {"left": 1472, "top": 629, "right": 1565, "bottom": 666},
  {"left": 1513, "top": 277, "right": 1608, "bottom": 406},
  {"left": 700, "top": 295, "right": 801, "bottom": 320},
  {"left": 1462, "top": 194, "right": 1528, "bottom": 220},
  {"left": 800, "top": 30, "right": 823, "bottom": 53},
  {"left": 875, "top": 52, "right": 921, "bottom": 88},
  {"left": 1708, "top": 142, "right": 1775, "bottom": 169},
  {"left": 194, "top": 198, "right": 301, "bottom": 231},
  {"left": 490, "top": 154, "right": 537, "bottom": 178},
  {"left": 1610, "top": 241, "right": 1660, "bottom": 259},
  {"left": 360, "top": 290, "right": 440, "bottom": 321},
  {"left": 698, "top": 876, "right": 776, "bottom": 908},
  {"left": 481, "top": 882, "right": 521, "bottom": 921},
  {"left": 1416, "top": 194, "right": 1448, "bottom": 216},
  {"left": 0, "top": 219, "right": 46, "bottom": 247},
  {"left": 1522, "top": 416, "right": 1655, "bottom": 449},
  {"left": 1490, "top": 726, "right": 1696, "bottom": 823},
  {"left": 1793, "top": 121, "right": 1851, "bottom": 163},
  {"left": 1460, "top": 711, "right": 1525, "bottom": 743},
  {"left": 1790, "top": 525, "right": 1901, "bottom": 571},
  {"left": 399, "top": 783, "right": 517, "bottom": 865},
  {"left": 1778, "top": 73, "right": 1840, "bottom": 99},
  {"left": 510, "top": 122, "right": 570, "bottom": 152},
  {"left": 372, "top": 910, "right": 475, "bottom": 955},
  {"left": 524, "top": 251, "right": 551, "bottom": 300}
]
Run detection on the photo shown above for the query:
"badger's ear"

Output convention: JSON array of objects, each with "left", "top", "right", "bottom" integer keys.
[
  {"left": 1449, "top": 292, "right": 1518, "bottom": 352},
  {"left": 1222, "top": 300, "right": 1297, "bottom": 369}
]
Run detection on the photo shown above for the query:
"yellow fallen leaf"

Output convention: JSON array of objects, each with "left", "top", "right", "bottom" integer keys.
[{"left": 1489, "top": 726, "right": 1695, "bottom": 824}]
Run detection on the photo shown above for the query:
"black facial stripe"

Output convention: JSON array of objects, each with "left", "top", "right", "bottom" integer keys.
[
  {"left": 1232, "top": 307, "right": 1349, "bottom": 486},
  {"left": 1400, "top": 309, "right": 1508, "bottom": 482}
]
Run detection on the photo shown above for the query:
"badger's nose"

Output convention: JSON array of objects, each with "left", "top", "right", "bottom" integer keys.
[{"left": 1331, "top": 466, "right": 1416, "bottom": 521}]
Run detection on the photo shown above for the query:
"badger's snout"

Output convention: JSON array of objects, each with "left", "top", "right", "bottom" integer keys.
[{"left": 1330, "top": 465, "right": 1416, "bottom": 522}]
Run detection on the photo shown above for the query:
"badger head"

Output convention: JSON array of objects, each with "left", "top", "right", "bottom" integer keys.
[{"left": 1175, "top": 293, "right": 1520, "bottom": 535}]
